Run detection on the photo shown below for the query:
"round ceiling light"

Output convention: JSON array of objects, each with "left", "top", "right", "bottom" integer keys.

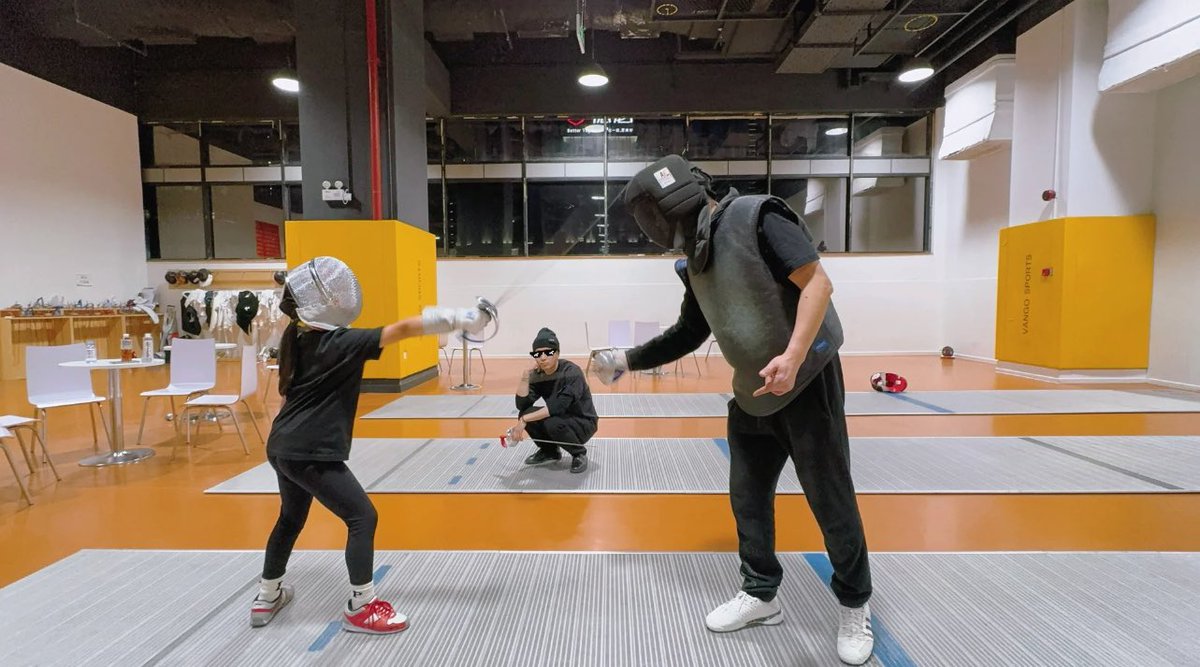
[
  {"left": 825, "top": 127, "right": 849, "bottom": 136},
  {"left": 897, "top": 59, "right": 934, "bottom": 83},
  {"left": 271, "top": 72, "right": 299, "bottom": 93},
  {"left": 578, "top": 63, "right": 609, "bottom": 88}
]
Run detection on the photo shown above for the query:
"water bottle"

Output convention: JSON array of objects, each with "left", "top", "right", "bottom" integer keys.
[
  {"left": 142, "top": 333, "right": 154, "bottom": 361},
  {"left": 85, "top": 340, "right": 97, "bottom": 362},
  {"left": 120, "top": 334, "right": 134, "bottom": 362}
]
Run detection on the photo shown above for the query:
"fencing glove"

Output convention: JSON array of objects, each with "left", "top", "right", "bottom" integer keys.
[
  {"left": 421, "top": 305, "right": 490, "bottom": 335},
  {"left": 591, "top": 349, "right": 628, "bottom": 385}
]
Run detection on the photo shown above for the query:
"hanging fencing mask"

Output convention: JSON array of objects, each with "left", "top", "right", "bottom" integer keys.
[
  {"left": 284, "top": 256, "right": 363, "bottom": 330},
  {"left": 236, "top": 290, "right": 260, "bottom": 335},
  {"left": 181, "top": 294, "right": 202, "bottom": 336},
  {"left": 619, "top": 155, "right": 711, "bottom": 250}
]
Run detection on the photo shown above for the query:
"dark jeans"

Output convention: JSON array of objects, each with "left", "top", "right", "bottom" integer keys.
[
  {"left": 523, "top": 411, "right": 594, "bottom": 458},
  {"left": 727, "top": 357, "right": 872, "bottom": 608},
  {"left": 262, "top": 456, "right": 378, "bottom": 586}
]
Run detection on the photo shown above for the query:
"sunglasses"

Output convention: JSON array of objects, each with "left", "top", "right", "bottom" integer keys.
[{"left": 530, "top": 349, "right": 558, "bottom": 359}]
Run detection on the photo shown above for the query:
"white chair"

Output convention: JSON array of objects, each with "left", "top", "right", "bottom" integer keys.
[
  {"left": 25, "top": 343, "right": 110, "bottom": 454},
  {"left": 448, "top": 332, "right": 486, "bottom": 375},
  {"left": 608, "top": 320, "right": 633, "bottom": 350},
  {"left": 135, "top": 338, "right": 216, "bottom": 447},
  {"left": 0, "top": 415, "right": 60, "bottom": 482},
  {"left": 181, "top": 345, "right": 264, "bottom": 456},
  {"left": 0, "top": 427, "right": 33, "bottom": 505},
  {"left": 584, "top": 323, "right": 612, "bottom": 373},
  {"left": 261, "top": 363, "right": 280, "bottom": 403}
]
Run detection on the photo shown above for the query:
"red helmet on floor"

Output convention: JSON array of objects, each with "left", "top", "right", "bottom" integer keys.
[{"left": 870, "top": 372, "right": 908, "bottom": 393}]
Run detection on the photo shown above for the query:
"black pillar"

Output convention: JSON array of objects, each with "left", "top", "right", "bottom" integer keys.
[
  {"left": 295, "top": 0, "right": 373, "bottom": 220},
  {"left": 385, "top": 0, "right": 429, "bottom": 231}
]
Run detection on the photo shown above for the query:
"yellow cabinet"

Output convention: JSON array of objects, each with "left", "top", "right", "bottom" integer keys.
[
  {"left": 285, "top": 220, "right": 438, "bottom": 389},
  {"left": 996, "top": 215, "right": 1155, "bottom": 370}
]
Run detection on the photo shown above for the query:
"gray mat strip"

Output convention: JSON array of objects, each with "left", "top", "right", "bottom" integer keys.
[
  {"left": 4, "top": 550, "right": 1200, "bottom": 666},
  {"left": 362, "top": 389, "right": 1200, "bottom": 419},
  {"left": 1021, "top": 437, "right": 1183, "bottom": 490},
  {"left": 206, "top": 436, "right": 1200, "bottom": 495},
  {"left": 142, "top": 575, "right": 262, "bottom": 666}
]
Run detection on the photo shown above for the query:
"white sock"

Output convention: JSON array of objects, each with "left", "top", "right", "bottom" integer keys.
[
  {"left": 258, "top": 576, "right": 283, "bottom": 602},
  {"left": 349, "top": 582, "right": 376, "bottom": 610}
]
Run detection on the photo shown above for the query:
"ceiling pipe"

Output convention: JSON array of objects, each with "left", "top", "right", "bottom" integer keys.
[{"left": 917, "top": 0, "right": 1041, "bottom": 86}]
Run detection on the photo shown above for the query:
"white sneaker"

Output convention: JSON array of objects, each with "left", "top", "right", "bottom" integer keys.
[
  {"left": 705, "top": 591, "right": 783, "bottom": 632},
  {"left": 250, "top": 585, "right": 293, "bottom": 628},
  {"left": 837, "top": 603, "right": 874, "bottom": 665}
]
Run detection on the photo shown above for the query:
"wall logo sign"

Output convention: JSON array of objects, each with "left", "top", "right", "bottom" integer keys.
[{"left": 564, "top": 117, "right": 635, "bottom": 136}]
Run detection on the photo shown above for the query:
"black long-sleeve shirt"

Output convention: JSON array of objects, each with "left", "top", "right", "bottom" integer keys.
[
  {"left": 626, "top": 211, "right": 820, "bottom": 371},
  {"left": 515, "top": 359, "right": 598, "bottom": 424}
]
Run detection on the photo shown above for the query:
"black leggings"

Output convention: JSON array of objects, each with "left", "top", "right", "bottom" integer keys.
[{"left": 262, "top": 457, "right": 378, "bottom": 586}]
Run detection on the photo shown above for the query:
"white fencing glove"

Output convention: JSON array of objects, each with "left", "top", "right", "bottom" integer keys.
[
  {"left": 421, "top": 305, "right": 490, "bottom": 335},
  {"left": 591, "top": 349, "right": 628, "bottom": 385}
]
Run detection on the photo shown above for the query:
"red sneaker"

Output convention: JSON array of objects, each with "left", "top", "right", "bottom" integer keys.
[{"left": 342, "top": 598, "right": 409, "bottom": 634}]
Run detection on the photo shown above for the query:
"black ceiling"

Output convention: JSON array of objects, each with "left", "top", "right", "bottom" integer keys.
[{"left": 9, "top": 0, "right": 1069, "bottom": 77}]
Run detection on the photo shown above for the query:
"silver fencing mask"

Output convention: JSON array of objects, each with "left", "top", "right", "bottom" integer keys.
[
  {"left": 620, "top": 155, "right": 710, "bottom": 249},
  {"left": 285, "top": 256, "right": 363, "bottom": 330}
]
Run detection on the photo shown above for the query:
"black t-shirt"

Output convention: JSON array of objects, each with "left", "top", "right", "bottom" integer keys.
[
  {"left": 627, "top": 210, "right": 820, "bottom": 370},
  {"left": 515, "top": 359, "right": 598, "bottom": 425},
  {"left": 267, "top": 327, "right": 383, "bottom": 461}
]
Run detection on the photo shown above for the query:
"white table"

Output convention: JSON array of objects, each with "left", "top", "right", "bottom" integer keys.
[
  {"left": 61, "top": 358, "right": 166, "bottom": 467},
  {"left": 163, "top": 342, "right": 238, "bottom": 352}
]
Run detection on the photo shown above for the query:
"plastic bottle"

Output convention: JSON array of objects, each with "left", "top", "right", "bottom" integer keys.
[
  {"left": 142, "top": 333, "right": 154, "bottom": 361},
  {"left": 120, "top": 334, "right": 135, "bottom": 362},
  {"left": 85, "top": 340, "right": 97, "bottom": 362}
]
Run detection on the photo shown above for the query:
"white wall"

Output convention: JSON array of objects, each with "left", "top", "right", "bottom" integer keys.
[
  {"left": 1009, "top": 0, "right": 1156, "bottom": 226},
  {"left": 1101, "top": 0, "right": 1200, "bottom": 93},
  {"left": 0, "top": 63, "right": 145, "bottom": 305},
  {"left": 1147, "top": 74, "right": 1200, "bottom": 389}
]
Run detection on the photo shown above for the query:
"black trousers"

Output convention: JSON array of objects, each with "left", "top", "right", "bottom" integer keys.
[
  {"left": 727, "top": 357, "right": 872, "bottom": 608},
  {"left": 262, "top": 456, "right": 378, "bottom": 586},
  {"left": 522, "top": 411, "right": 594, "bottom": 458}
]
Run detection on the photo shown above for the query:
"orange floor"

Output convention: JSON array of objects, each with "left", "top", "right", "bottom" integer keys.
[{"left": 1, "top": 354, "right": 1198, "bottom": 587}]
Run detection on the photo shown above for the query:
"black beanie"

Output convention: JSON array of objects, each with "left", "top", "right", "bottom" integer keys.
[{"left": 531, "top": 327, "right": 559, "bottom": 352}]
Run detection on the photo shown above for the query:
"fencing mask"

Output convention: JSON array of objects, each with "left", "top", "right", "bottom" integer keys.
[
  {"left": 284, "top": 257, "right": 362, "bottom": 330},
  {"left": 619, "top": 155, "right": 711, "bottom": 250},
  {"left": 236, "top": 290, "right": 260, "bottom": 335}
]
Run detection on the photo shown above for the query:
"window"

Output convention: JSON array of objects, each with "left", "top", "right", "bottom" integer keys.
[
  {"left": 849, "top": 176, "right": 927, "bottom": 252},
  {"left": 202, "top": 122, "right": 282, "bottom": 165},
  {"left": 772, "top": 177, "right": 849, "bottom": 253},
  {"left": 146, "top": 123, "right": 202, "bottom": 166},
  {"left": 771, "top": 116, "right": 850, "bottom": 157},
  {"left": 527, "top": 181, "right": 606, "bottom": 256},
  {"left": 428, "top": 181, "right": 446, "bottom": 256},
  {"left": 687, "top": 117, "right": 769, "bottom": 160},
  {"left": 607, "top": 118, "right": 687, "bottom": 161},
  {"left": 426, "top": 121, "right": 442, "bottom": 164},
  {"left": 710, "top": 178, "right": 768, "bottom": 200},
  {"left": 525, "top": 118, "right": 605, "bottom": 161},
  {"left": 283, "top": 122, "right": 301, "bottom": 164},
  {"left": 145, "top": 185, "right": 206, "bottom": 260},
  {"left": 446, "top": 181, "right": 524, "bottom": 256},
  {"left": 209, "top": 185, "right": 285, "bottom": 259},
  {"left": 444, "top": 119, "right": 522, "bottom": 163},
  {"left": 287, "top": 185, "right": 304, "bottom": 219},
  {"left": 852, "top": 114, "right": 929, "bottom": 157}
]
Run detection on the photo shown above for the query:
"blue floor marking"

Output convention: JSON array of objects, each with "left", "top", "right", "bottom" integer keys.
[
  {"left": 466, "top": 457, "right": 477, "bottom": 465},
  {"left": 802, "top": 553, "right": 917, "bottom": 667},
  {"left": 449, "top": 475, "right": 462, "bottom": 485},
  {"left": 308, "top": 565, "right": 394, "bottom": 652},
  {"left": 713, "top": 438, "right": 730, "bottom": 460}
]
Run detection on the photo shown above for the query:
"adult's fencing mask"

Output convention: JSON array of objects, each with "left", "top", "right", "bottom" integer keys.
[
  {"left": 236, "top": 290, "right": 260, "bottom": 335},
  {"left": 284, "top": 256, "right": 362, "bottom": 330},
  {"left": 620, "top": 155, "right": 711, "bottom": 249}
]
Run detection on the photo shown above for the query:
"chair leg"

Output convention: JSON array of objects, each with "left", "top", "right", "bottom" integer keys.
[
  {"left": 135, "top": 397, "right": 151, "bottom": 447},
  {"left": 448, "top": 349, "right": 458, "bottom": 375},
  {"left": 88, "top": 405, "right": 100, "bottom": 452},
  {"left": 39, "top": 410, "right": 50, "bottom": 464},
  {"left": 692, "top": 351, "right": 702, "bottom": 376},
  {"left": 1, "top": 444, "right": 33, "bottom": 505},
  {"left": 241, "top": 400, "right": 266, "bottom": 443},
  {"left": 94, "top": 403, "right": 113, "bottom": 448},
  {"left": 13, "top": 429, "right": 34, "bottom": 472},
  {"left": 227, "top": 407, "right": 249, "bottom": 455},
  {"left": 27, "top": 427, "right": 61, "bottom": 481},
  {"left": 169, "top": 397, "right": 179, "bottom": 433},
  {"left": 472, "top": 348, "right": 487, "bottom": 372}
]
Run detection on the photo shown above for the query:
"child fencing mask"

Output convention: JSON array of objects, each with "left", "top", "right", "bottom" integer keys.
[{"left": 284, "top": 257, "right": 362, "bottom": 330}]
